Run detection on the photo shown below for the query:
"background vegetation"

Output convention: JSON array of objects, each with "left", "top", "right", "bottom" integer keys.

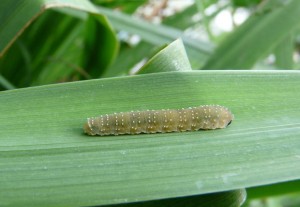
[{"left": 1, "top": 0, "right": 300, "bottom": 206}]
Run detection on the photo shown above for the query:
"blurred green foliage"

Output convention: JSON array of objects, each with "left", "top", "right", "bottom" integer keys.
[{"left": 1, "top": 0, "right": 299, "bottom": 90}]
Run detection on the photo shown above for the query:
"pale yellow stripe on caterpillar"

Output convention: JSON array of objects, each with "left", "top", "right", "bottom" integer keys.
[{"left": 83, "top": 105, "right": 234, "bottom": 136}]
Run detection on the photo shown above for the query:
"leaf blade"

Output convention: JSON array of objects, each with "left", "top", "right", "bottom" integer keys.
[{"left": 1, "top": 70, "right": 300, "bottom": 206}]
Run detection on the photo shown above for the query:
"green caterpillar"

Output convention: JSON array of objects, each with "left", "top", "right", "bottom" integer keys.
[{"left": 84, "top": 105, "right": 233, "bottom": 136}]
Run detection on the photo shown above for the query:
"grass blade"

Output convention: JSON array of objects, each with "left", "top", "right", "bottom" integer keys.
[{"left": 1, "top": 70, "right": 300, "bottom": 206}]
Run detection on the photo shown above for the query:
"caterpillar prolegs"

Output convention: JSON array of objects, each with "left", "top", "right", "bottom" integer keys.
[{"left": 83, "top": 105, "right": 233, "bottom": 136}]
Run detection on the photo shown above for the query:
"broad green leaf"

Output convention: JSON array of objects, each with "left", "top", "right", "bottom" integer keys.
[
  {"left": 1, "top": 70, "right": 300, "bottom": 206},
  {"left": 203, "top": 0, "right": 300, "bottom": 69},
  {"left": 138, "top": 39, "right": 192, "bottom": 74}
]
